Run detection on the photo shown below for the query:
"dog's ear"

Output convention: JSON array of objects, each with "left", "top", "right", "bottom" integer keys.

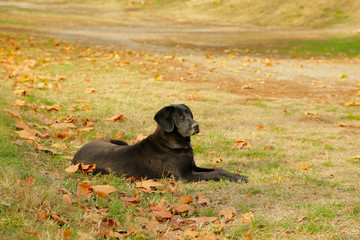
[{"left": 154, "top": 106, "right": 175, "bottom": 132}]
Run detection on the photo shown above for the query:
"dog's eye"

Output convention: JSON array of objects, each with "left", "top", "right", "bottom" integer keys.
[{"left": 176, "top": 114, "right": 183, "bottom": 119}]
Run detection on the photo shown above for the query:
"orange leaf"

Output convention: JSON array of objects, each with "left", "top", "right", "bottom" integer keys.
[
  {"left": 23, "top": 231, "right": 41, "bottom": 237},
  {"left": 184, "top": 230, "right": 200, "bottom": 238},
  {"left": 219, "top": 206, "right": 236, "bottom": 221},
  {"left": 19, "top": 176, "right": 36, "bottom": 187},
  {"left": 212, "top": 156, "right": 223, "bottom": 163},
  {"left": 235, "top": 139, "right": 252, "bottom": 149},
  {"left": 122, "top": 197, "right": 142, "bottom": 203},
  {"left": 90, "top": 185, "right": 117, "bottom": 196},
  {"left": 298, "top": 165, "right": 311, "bottom": 170},
  {"left": 12, "top": 99, "right": 26, "bottom": 107},
  {"left": 79, "top": 163, "right": 96, "bottom": 174},
  {"left": 173, "top": 204, "right": 190, "bottom": 214},
  {"left": 178, "top": 195, "right": 193, "bottom": 204},
  {"left": 77, "top": 183, "right": 93, "bottom": 199},
  {"left": 4, "top": 109, "right": 21, "bottom": 118},
  {"left": 136, "top": 179, "right": 164, "bottom": 192},
  {"left": 247, "top": 190, "right": 252, "bottom": 196},
  {"left": 239, "top": 212, "right": 255, "bottom": 223},
  {"left": 257, "top": 125, "right": 266, "bottom": 130},
  {"left": 104, "top": 115, "right": 124, "bottom": 121},
  {"left": 38, "top": 209, "right": 48, "bottom": 222},
  {"left": 16, "top": 129, "right": 36, "bottom": 140}
]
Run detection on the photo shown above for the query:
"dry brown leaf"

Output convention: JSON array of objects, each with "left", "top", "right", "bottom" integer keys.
[
  {"left": 297, "top": 165, "right": 311, "bottom": 170},
  {"left": 23, "top": 231, "right": 41, "bottom": 237},
  {"left": 219, "top": 206, "right": 236, "bottom": 221},
  {"left": 235, "top": 139, "right": 252, "bottom": 149},
  {"left": 136, "top": 179, "right": 164, "bottom": 192},
  {"left": 173, "top": 204, "right": 190, "bottom": 214},
  {"left": 12, "top": 99, "right": 26, "bottom": 107},
  {"left": 212, "top": 156, "right": 223, "bottom": 163},
  {"left": 16, "top": 129, "right": 36, "bottom": 140},
  {"left": 178, "top": 195, "right": 193, "bottom": 204},
  {"left": 257, "top": 125, "right": 266, "bottom": 130},
  {"left": 62, "top": 194, "right": 72, "bottom": 204},
  {"left": 197, "top": 193, "right": 210, "bottom": 206},
  {"left": 239, "top": 212, "right": 255, "bottom": 223},
  {"left": 104, "top": 115, "right": 124, "bottom": 121},
  {"left": 245, "top": 233, "right": 253, "bottom": 240},
  {"left": 183, "top": 230, "right": 200, "bottom": 238},
  {"left": 99, "top": 218, "right": 116, "bottom": 235},
  {"left": 19, "top": 176, "right": 36, "bottom": 187},
  {"left": 65, "top": 163, "right": 96, "bottom": 174},
  {"left": 133, "top": 133, "right": 147, "bottom": 143},
  {"left": 122, "top": 197, "right": 142, "bottom": 203},
  {"left": 38, "top": 209, "right": 48, "bottom": 222},
  {"left": 90, "top": 185, "right": 117, "bottom": 196},
  {"left": 33, "top": 142, "right": 59, "bottom": 155},
  {"left": 77, "top": 183, "right": 93, "bottom": 199},
  {"left": 4, "top": 109, "right": 21, "bottom": 118},
  {"left": 48, "top": 210, "right": 69, "bottom": 225}
]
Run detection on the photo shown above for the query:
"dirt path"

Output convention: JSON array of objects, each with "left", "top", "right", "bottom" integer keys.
[{"left": 2, "top": 1, "right": 359, "bottom": 105}]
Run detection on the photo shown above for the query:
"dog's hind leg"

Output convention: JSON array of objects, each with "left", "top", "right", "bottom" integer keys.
[{"left": 109, "top": 139, "right": 129, "bottom": 145}]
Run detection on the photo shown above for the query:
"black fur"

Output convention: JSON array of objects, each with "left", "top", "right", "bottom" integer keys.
[{"left": 72, "top": 104, "right": 247, "bottom": 182}]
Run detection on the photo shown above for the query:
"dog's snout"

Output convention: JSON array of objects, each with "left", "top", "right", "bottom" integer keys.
[{"left": 192, "top": 123, "right": 200, "bottom": 134}]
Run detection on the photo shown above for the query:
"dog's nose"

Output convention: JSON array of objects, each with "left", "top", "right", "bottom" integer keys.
[{"left": 192, "top": 123, "right": 200, "bottom": 134}]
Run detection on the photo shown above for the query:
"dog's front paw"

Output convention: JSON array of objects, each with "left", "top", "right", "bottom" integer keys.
[{"left": 235, "top": 174, "right": 248, "bottom": 183}]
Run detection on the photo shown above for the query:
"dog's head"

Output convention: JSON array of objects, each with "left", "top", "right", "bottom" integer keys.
[{"left": 154, "top": 104, "right": 199, "bottom": 137}]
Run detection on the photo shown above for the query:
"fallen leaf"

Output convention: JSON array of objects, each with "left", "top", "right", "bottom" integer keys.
[
  {"left": 90, "top": 185, "right": 117, "bottom": 197},
  {"left": 241, "top": 85, "right": 252, "bottom": 89},
  {"left": 85, "top": 88, "right": 96, "bottom": 93},
  {"left": 65, "top": 163, "right": 96, "bottom": 174},
  {"left": 257, "top": 125, "right": 266, "bottom": 130},
  {"left": 247, "top": 190, "right": 252, "bottom": 196},
  {"left": 219, "top": 206, "right": 236, "bottom": 221},
  {"left": 99, "top": 218, "right": 116, "bottom": 235},
  {"left": 62, "top": 194, "right": 72, "bottom": 204},
  {"left": 48, "top": 210, "right": 69, "bottom": 225},
  {"left": 303, "top": 111, "right": 319, "bottom": 119},
  {"left": 122, "top": 197, "right": 142, "bottom": 203},
  {"left": 19, "top": 176, "right": 36, "bottom": 187},
  {"left": 23, "top": 231, "right": 41, "bottom": 237},
  {"left": 79, "top": 127, "right": 94, "bottom": 132},
  {"left": 212, "top": 156, "right": 223, "bottom": 163},
  {"left": 173, "top": 204, "right": 190, "bottom": 214},
  {"left": 63, "top": 230, "right": 72, "bottom": 239},
  {"left": 183, "top": 230, "right": 200, "bottom": 238},
  {"left": 339, "top": 74, "right": 348, "bottom": 79},
  {"left": 297, "top": 215, "right": 307, "bottom": 222},
  {"left": 197, "top": 193, "right": 210, "bottom": 206},
  {"left": 178, "top": 195, "right": 193, "bottom": 204},
  {"left": 51, "top": 143, "right": 67, "bottom": 149},
  {"left": 136, "top": 179, "right": 164, "bottom": 192},
  {"left": 104, "top": 115, "right": 124, "bottom": 121},
  {"left": 239, "top": 212, "right": 255, "bottom": 223},
  {"left": 33, "top": 142, "right": 59, "bottom": 155},
  {"left": 11, "top": 99, "right": 26, "bottom": 107},
  {"left": 133, "top": 133, "right": 147, "bottom": 143},
  {"left": 234, "top": 139, "right": 252, "bottom": 149},
  {"left": 150, "top": 210, "right": 172, "bottom": 221},
  {"left": 245, "top": 233, "right": 253, "bottom": 240},
  {"left": 298, "top": 165, "right": 311, "bottom": 170},
  {"left": 77, "top": 183, "right": 93, "bottom": 199},
  {"left": 38, "top": 209, "right": 48, "bottom": 222},
  {"left": 16, "top": 129, "right": 36, "bottom": 140}
]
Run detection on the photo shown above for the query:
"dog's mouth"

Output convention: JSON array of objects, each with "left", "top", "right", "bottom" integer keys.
[{"left": 192, "top": 123, "right": 200, "bottom": 135}]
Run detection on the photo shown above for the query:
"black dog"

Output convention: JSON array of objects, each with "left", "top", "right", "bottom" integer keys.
[{"left": 72, "top": 104, "right": 247, "bottom": 182}]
